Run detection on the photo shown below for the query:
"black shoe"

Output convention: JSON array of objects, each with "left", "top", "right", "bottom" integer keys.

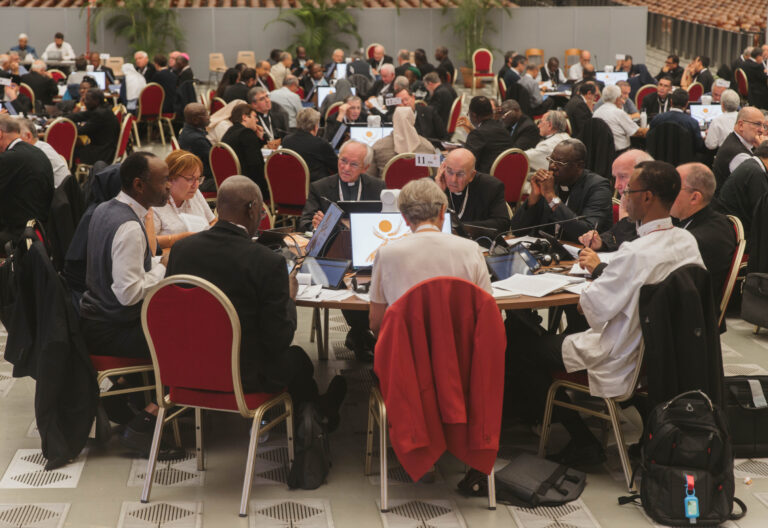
[
  {"left": 318, "top": 375, "right": 347, "bottom": 432},
  {"left": 119, "top": 411, "right": 187, "bottom": 461},
  {"left": 547, "top": 440, "right": 606, "bottom": 467},
  {"left": 94, "top": 403, "right": 113, "bottom": 444},
  {"left": 345, "top": 332, "right": 374, "bottom": 363}
]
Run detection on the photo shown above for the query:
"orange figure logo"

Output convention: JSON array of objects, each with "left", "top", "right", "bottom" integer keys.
[{"left": 366, "top": 218, "right": 409, "bottom": 263}]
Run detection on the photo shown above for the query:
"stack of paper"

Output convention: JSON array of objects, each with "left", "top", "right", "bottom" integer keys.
[
  {"left": 296, "top": 285, "right": 356, "bottom": 302},
  {"left": 493, "top": 273, "right": 585, "bottom": 298},
  {"left": 505, "top": 236, "right": 541, "bottom": 247}
]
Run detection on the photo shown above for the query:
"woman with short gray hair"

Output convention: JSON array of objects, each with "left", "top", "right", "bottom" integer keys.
[{"left": 398, "top": 177, "right": 448, "bottom": 226}]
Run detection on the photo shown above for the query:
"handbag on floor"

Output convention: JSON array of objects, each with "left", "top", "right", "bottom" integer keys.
[
  {"left": 287, "top": 402, "right": 330, "bottom": 490},
  {"left": 741, "top": 273, "right": 768, "bottom": 328},
  {"left": 724, "top": 376, "right": 768, "bottom": 458}
]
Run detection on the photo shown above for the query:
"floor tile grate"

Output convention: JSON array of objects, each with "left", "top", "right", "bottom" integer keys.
[
  {"left": 340, "top": 368, "right": 375, "bottom": 395},
  {"left": 333, "top": 341, "right": 354, "bottom": 361},
  {"left": 129, "top": 453, "right": 203, "bottom": 487},
  {"left": 508, "top": 498, "right": 601, "bottom": 528},
  {"left": 734, "top": 458, "right": 768, "bottom": 478},
  {"left": 0, "top": 503, "right": 69, "bottom": 528},
  {"left": 252, "top": 446, "right": 290, "bottom": 486},
  {"left": 0, "top": 450, "right": 85, "bottom": 489},
  {"left": 250, "top": 499, "right": 333, "bottom": 527},
  {"left": 723, "top": 364, "right": 768, "bottom": 376},
  {"left": 118, "top": 501, "right": 201, "bottom": 528},
  {"left": 380, "top": 499, "right": 465, "bottom": 528}
]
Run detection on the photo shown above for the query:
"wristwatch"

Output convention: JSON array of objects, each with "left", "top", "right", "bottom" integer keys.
[{"left": 548, "top": 197, "right": 562, "bottom": 210}]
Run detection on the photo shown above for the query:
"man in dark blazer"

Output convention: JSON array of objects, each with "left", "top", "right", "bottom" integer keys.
[
  {"left": 501, "top": 99, "right": 540, "bottom": 150},
  {"left": 742, "top": 48, "right": 768, "bottom": 109},
  {"left": 134, "top": 51, "right": 156, "bottom": 83},
  {"left": 424, "top": 72, "right": 457, "bottom": 129},
  {"left": 435, "top": 148, "right": 509, "bottom": 232},
  {"left": 282, "top": 108, "right": 338, "bottom": 182},
  {"left": 393, "top": 87, "right": 446, "bottom": 143},
  {"left": 365, "top": 64, "right": 396, "bottom": 99},
  {"left": 367, "top": 44, "right": 393, "bottom": 74},
  {"left": 689, "top": 56, "right": 714, "bottom": 93},
  {"left": 173, "top": 55, "right": 194, "bottom": 85},
  {"left": 655, "top": 54, "right": 685, "bottom": 86},
  {"left": 222, "top": 103, "right": 268, "bottom": 199},
  {"left": 435, "top": 46, "right": 455, "bottom": 82},
  {"left": 167, "top": 176, "right": 346, "bottom": 424},
  {"left": 247, "top": 86, "right": 289, "bottom": 141},
  {"left": 713, "top": 106, "right": 762, "bottom": 192},
  {"left": 152, "top": 55, "right": 178, "bottom": 115},
  {"left": 564, "top": 83, "right": 595, "bottom": 139},
  {"left": 464, "top": 96, "right": 515, "bottom": 174},
  {"left": 510, "top": 138, "right": 612, "bottom": 242},
  {"left": 649, "top": 89, "right": 706, "bottom": 152},
  {"left": 641, "top": 76, "right": 673, "bottom": 120},
  {"left": 716, "top": 141, "right": 768, "bottom": 238},
  {"left": 223, "top": 68, "right": 255, "bottom": 103},
  {"left": 0, "top": 116, "right": 54, "bottom": 255},
  {"left": 671, "top": 163, "right": 737, "bottom": 309},
  {"left": 64, "top": 88, "right": 120, "bottom": 165},
  {"left": 503, "top": 54, "right": 526, "bottom": 89},
  {"left": 178, "top": 102, "right": 215, "bottom": 191},
  {"left": 20, "top": 61, "right": 57, "bottom": 108}
]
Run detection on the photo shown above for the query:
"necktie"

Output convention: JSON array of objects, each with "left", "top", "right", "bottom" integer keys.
[{"left": 144, "top": 210, "right": 157, "bottom": 256}]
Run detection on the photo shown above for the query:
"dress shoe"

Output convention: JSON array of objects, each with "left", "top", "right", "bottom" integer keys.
[
  {"left": 318, "top": 375, "right": 347, "bottom": 432},
  {"left": 546, "top": 440, "right": 606, "bottom": 467},
  {"left": 344, "top": 332, "right": 374, "bottom": 363},
  {"left": 119, "top": 411, "right": 186, "bottom": 461}
]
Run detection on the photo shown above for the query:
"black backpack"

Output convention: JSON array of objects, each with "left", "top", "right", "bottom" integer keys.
[
  {"left": 287, "top": 402, "right": 330, "bottom": 490},
  {"left": 620, "top": 390, "right": 746, "bottom": 526}
]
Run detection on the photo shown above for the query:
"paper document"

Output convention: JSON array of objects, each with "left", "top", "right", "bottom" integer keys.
[
  {"left": 492, "top": 288, "right": 521, "bottom": 300},
  {"left": 563, "top": 244, "right": 580, "bottom": 259},
  {"left": 492, "top": 273, "right": 584, "bottom": 298},
  {"left": 569, "top": 262, "right": 591, "bottom": 276},
  {"left": 505, "top": 236, "right": 541, "bottom": 247},
  {"left": 296, "top": 285, "right": 356, "bottom": 302},
  {"left": 564, "top": 282, "right": 589, "bottom": 295}
]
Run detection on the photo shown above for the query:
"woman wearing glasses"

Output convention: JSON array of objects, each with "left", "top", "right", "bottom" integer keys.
[{"left": 153, "top": 150, "right": 217, "bottom": 249}]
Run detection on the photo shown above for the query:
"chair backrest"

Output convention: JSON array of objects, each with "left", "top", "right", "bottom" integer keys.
[
  {"left": 105, "top": 56, "right": 124, "bottom": 78},
  {"left": 366, "top": 43, "right": 380, "bottom": 59},
  {"left": 578, "top": 117, "right": 615, "bottom": 179},
  {"left": 43, "top": 117, "right": 78, "bottom": 169},
  {"left": 113, "top": 114, "right": 135, "bottom": 163},
  {"left": 19, "top": 82, "right": 35, "bottom": 108},
  {"left": 735, "top": 68, "right": 749, "bottom": 98},
  {"left": 472, "top": 48, "right": 493, "bottom": 73},
  {"left": 446, "top": 95, "right": 463, "bottom": 134},
  {"left": 325, "top": 101, "right": 343, "bottom": 122},
  {"left": 266, "top": 73, "right": 276, "bottom": 91},
  {"left": 720, "top": 215, "right": 746, "bottom": 326},
  {"left": 205, "top": 88, "right": 216, "bottom": 108},
  {"left": 209, "top": 142, "right": 242, "bottom": 190},
  {"left": 635, "top": 84, "right": 657, "bottom": 109},
  {"left": 497, "top": 76, "right": 507, "bottom": 100},
  {"left": 564, "top": 48, "right": 581, "bottom": 68},
  {"left": 687, "top": 82, "right": 703, "bottom": 103},
  {"left": 48, "top": 69, "right": 66, "bottom": 82},
  {"left": 612, "top": 197, "right": 621, "bottom": 224},
  {"left": 646, "top": 121, "right": 696, "bottom": 166},
  {"left": 137, "top": 83, "right": 165, "bottom": 121},
  {"left": 525, "top": 48, "right": 544, "bottom": 66},
  {"left": 236, "top": 51, "right": 256, "bottom": 69},
  {"left": 142, "top": 275, "right": 253, "bottom": 416},
  {"left": 265, "top": 149, "right": 310, "bottom": 213},
  {"left": 490, "top": 148, "right": 529, "bottom": 204},
  {"left": 113, "top": 103, "right": 126, "bottom": 124},
  {"left": 382, "top": 153, "right": 430, "bottom": 190},
  {"left": 259, "top": 204, "right": 274, "bottom": 230},
  {"left": 211, "top": 97, "right": 226, "bottom": 114},
  {"left": 209, "top": 52, "right": 227, "bottom": 72}
]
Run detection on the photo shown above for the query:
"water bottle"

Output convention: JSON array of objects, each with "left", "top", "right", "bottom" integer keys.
[{"left": 640, "top": 111, "right": 648, "bottom": 128}]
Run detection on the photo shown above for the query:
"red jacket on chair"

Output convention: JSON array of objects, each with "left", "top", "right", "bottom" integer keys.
[{"left": 374, "top": 277, "right": 506, "bottom": 481}]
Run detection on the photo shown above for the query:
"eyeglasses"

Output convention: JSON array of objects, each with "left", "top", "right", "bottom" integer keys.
[
  {"left": 180, "top": 175, "right": 204, "bottom": 185},
  {"left": 339, "top": 157, "right": 361, "bottom": 170},
  {"left": 546, "top": 156, "right": 571, "bottom": 168},
  {"left": 444, "top": 166, "right": 467, "bottom": 178},
  {"left": 621, "top": 187, "right": 650, "bottom": 197},
  {"left": 743, "top": 120, "right": 768, "bottom": 129}
]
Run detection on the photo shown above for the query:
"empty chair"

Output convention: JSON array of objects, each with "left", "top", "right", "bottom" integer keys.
[
  {"left": 471, "top": 48, "right": 495, "bottom": 96},
  {"left": 208, "top": 52, "right": 227, "bottom": 85},
  {"left": 44, "top": 117, "right": 78, "bottom": 169},
  {"left": 264, "top": 149, "right": 310, "bottom": 222},
  {"left": 490, "top": 148, "right": 529, "bottom": 206},
  {"left": 136, "top": 83, "right": 174, "bottom": 146},
  {"left": 209, "top": 142, "right": 242, "bottom": 190},
  {"left": 564, "top": 48, "right": 581, "bottom": 69},
  {"left": 525, "top": 48, "right": 545, "bottom": 66},
  {"left": 382, "top": 153, "right": 430, "bottom": 190},
  {"left": 237, "top": 51, "right": 256, "bottom": 69}
]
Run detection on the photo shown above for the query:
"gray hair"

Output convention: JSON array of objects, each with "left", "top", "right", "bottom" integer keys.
[
  {"left": 339, "top": 139, "right": 373, "bottom": 167},
  {"left": 0, "top": 116, "right": 21, "bottom": 134},
  {"left": 720, "top": 89, "right": 740, "bottom": 112},
  {"left": 545, "top": 110, "right": 567, "bottom": 133},
  {"left": 680, "top": 162, "right": 716, "bottom": 204},
  {"left": 423, "top": 72, "right": 440, "bottom": 84},
  {"left": 247, "top": 85, "right": 268, "bottom": 103},
  {"left": 134, "top": 51, "right": 148, "bottom": 59},
  {"left": 31, "top": 59, "right": 46, "bottom": 72},
  {"left": 279, "top": 51, "right": 290, "bottom": 62},
  {"left": 398, "top": 50, "right": 410, "bottom": 61},
  {"left": 17, "top": 118, "right": 36, "bottom": 137},
  {"left": 602, "top": 84, "right": 622, "bottom": 104},
  {"left": 296, "top": 107, "right": 320, "bottom": 132},
  {"left": 393, "top": 76, "right": 409, "bottom": 92},
  {"left": 380, "top": 63, "right": 395, "bottom": 75},
  {"left": 283, "top": 75, "right": 299, "bottom": 88},
  {"left": 398, "top": 177, "right": 448, "bottom": 225}
]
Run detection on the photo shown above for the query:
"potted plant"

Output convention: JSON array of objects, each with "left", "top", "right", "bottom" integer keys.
[
  {"left": 443, "top": 0, "right": 510, "bottom": 88},
  {"left": 267, "top": 0, "right": 362, "bottom": 63}
]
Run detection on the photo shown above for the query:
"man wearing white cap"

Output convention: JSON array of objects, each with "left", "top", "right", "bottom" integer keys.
[{"left": 11, "top": 34, "right": 37, "bottom": 61}]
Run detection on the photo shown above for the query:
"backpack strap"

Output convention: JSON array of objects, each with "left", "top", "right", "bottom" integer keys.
[
  {"left": 730, "top": 497, "right": 747, "bottom": 520},
  {"left": 618, "top": 494, "right": 641, "bottom": 506},
  {"left": 535, "top": 464, "right": 568, "bottom": 497}
]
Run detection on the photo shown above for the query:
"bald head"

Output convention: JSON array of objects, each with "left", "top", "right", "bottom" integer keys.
[
  {"left": 612, "top": 149, "right": 653, "bottom": 193},
  {"left": 735, "top": 106, "right": 765, "bottom": 144},
  {"left": 216, "top": 176, "right": 263, "bottom": 235},
  {"left": 184, "top": 102, "right": 209, "bottom": 129},
  {"left": 442, "top": 148, "right": 477, "bottom": 194}
]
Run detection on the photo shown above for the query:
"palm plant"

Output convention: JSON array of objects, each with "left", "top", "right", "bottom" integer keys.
[
  {"left": 267, "top": 0, "right": 362, "bottom": 63},
  {"left": 88, "top": 0, "right": 185, "bottom": 59},
  {"left": 443, "top": 0, "right": 511, "bottom": 66}
]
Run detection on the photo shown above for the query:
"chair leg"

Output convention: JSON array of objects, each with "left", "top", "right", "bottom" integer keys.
[
  {"left": 755, "top": 326, "right": 761, "bottom": 335},
  {"left": 284, "top": 397, "right": 295, "bottom": 464},
  {"left": 133, "top": 122, "right": 141, "bottom": 148},
  {"left": 163, "top": 118, "right": 176, "bottom": 142},
  {"left": 195, "top": 408, "right": 204, "bottom": 472},
  {"left": 322, "top": 308, "right": 330, "bottom": 361},
  {"left": 157, "top": 120, "right": 166, "bottom": 146},
  {"left": 239, "top": 414, "right": 262, "bottom": 517},
  {"left": 487, "top": 468, "right": 497, "bottom": 510},
  {"left": 365, "top": 391, "right": 376, "bottom": 476},
  {"left": 310, "top": 307, "right": 317, "bottom": 343},
  {"left": 171, "top": 417, "right": 182, "bottom": 448},
  {"left": 606, "top": 399, "right": 635, "bottom": 492},
  {"left": 141, "top": 406, "right": 167, "bottom": 503},
  {"left": 379, "top": 401, "right": 389, "bottom": 513},
  {"left": 538, "top": 382, "right": 559, "bottom": 457}
]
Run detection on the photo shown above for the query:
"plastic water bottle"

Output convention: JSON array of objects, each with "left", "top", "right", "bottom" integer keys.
[{"left": 640, "top": 111, "right": 648, "bottom": 128}]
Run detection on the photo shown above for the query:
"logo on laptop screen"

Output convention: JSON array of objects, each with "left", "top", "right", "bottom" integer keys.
[{"left": 367, "top": 219, "right": 409, "bottom": 263}]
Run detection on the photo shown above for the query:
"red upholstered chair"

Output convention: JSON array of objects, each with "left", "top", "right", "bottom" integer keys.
[
  {"left": 471, "top": 48, "right": 495, "bottom": 95},
  {"left": 266, "top": 73, "right": 276, "bottom": 91},
  {"left": 140, "top": 275, "right": 294, "bottom": 517},
  {"left": 720, "top": 215, "right": 746, "bottom": 326},
  {"left": 265, "top": 149, "right": 310, "bottom": 221},
  {"left": 44, "top": 117, "right": 78, "bottom": 169},
  {"left": 324, "top": 101, "right": 343, "bottom": 123},
  {"left": 497, "top": 76, "right": 507, "bottom": 100},
  {"left": 209, "top": 142, "right": 241, "bottom": 191},
  {"left": 382, "top": 153, "right": 430, "bottom": 190},
  {"left": 687, "top": 81, "right": 704, "bottom": 103},
  {"left": 612, "top": 197, "right": 621, "bottom": 224},
  {"left": 367, "top": 277, "right": 504, "bottom": 512},
  {"left": 19, "top": 82, "right": 35, "bottom": 109},
  {"left": 259, "top": 204, "right": 274, "bottom": 230},
  {"left": 48, "top": 69, "right": 66, "bottom": 82},
  {"left": 735, "top": 68, "right": 749, "bottom": 99},
  {"left": 446, "top": 94, "right": 464, "bottom": 135},
  {"left": 635, "top": 84, "right": 658, "bottom": 110},
  {"left": 113, "top": 114, "right": 136, "bottom": 164},
  {"left": 137, "top": 82, "right": 174, "bottom": 146},
  {"left": 211, "top": 97, "right": 226, "bottom": 114},
  {"left": 170, "top": 136, "right": 180, "bottom": 151},
  {"left": 490, "top": 148, "right": 529, "bottom": 206}
]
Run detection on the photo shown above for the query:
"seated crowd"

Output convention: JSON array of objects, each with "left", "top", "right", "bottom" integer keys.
[{"left": 0, "top": 40, "right": 762, "bottom": 489}]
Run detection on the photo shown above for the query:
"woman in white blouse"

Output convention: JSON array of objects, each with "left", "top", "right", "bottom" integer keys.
[{"left": 153, "top": 150, "right": 216, "bottom": 249}]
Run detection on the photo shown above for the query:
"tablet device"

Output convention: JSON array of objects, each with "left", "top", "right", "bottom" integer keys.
[
  {"left": 305, "top": 202, "right": 344, "bottom": 257},
  {"left": 329, "top": 123, "right": 348, "bottom": 150},
  {"left": 302, "top": 256, "right": 351, "bottom": 289},
  {"left": 3, "top": 101, "right": 18, "bottom": 116},
  {"left": 486, "top": 245, "right": 541, "bottom": 280}
]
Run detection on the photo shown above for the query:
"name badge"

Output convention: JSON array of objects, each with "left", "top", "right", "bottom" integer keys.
[
  {"left": 385, "top": 97, "right": 402, "bottom": 106},
  {"left": 0, "top": 77, "right": 11, "bottom": 87},
  {"left": 415, "top": 153, "right": 442, "bottom": 167}
]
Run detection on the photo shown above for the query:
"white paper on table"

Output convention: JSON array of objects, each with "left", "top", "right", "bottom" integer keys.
[
  {"left": 569, "top": 262, "right": 591, "bottom": 276},
  {"left": 562, "top": 244, "right": 580, "bottom": 259},
  {"left": 353, "top": 292, "right": 371, "bottom": 303},
  {"left": 505, "top": 236, "right": 541, "bottom": 247},
  {"left": 296, "top": 284, "right": 322, "bottom": 300},
  {"left": 492, "top": 287, "right": 521, "bottom": 300},
  {"left": 564, "top": 282, "right": 589, "bottom": 295},
  {"left": 493, "top": 273, "right": 580, "bottom": 297}
]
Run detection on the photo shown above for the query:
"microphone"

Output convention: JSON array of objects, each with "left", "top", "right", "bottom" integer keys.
[{"left": 499, "top": 215, "right": 589, "bottom": 239}]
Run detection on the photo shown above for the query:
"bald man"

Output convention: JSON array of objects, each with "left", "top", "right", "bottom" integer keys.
[
  {"left": 167, "top": 176, "right": 347, "bottom": 427},
  {"left": 434, "top": 148, "right": 509, "bottom": 232},
  {"left": 178, "top": 102, "right": 215, "bottom": 190},
  {"left": 368, "top": 44, "right": 393, "bottom": 75},
  {"left": 713, "top": 106, "right": 766, "bottom": 192}
]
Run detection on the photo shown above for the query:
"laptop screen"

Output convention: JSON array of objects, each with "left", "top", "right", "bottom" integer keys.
[
  {"left": 595, "top": 71, "right": 629, "bottom": 86},
  {"left": 305, "top": 202, "right": 344, "bottom": 257},
  {"left": 85, "top": 71, "right": 107, "bottom": 90},
  {"left": 316, "top": 86, "right": 356, "bottom": 108},
  {"left": 485, "top": 245, "right": 541, "bottom": 281},
  {"left": 348, "top": 126, "right": 394, "bottom": 147},
  {"left": 689, "top": 104, "right": 723, "bottom": 125},
  {"left": 350, "top": 212, "right": 451, "bottom": 268}
]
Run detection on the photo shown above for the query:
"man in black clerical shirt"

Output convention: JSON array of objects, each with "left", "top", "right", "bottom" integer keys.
[
  {"left": 423, "top": 72, "right": 457, "bottom": 128},
  {"left": 463, "top": 96, "right": 515, "bottom": 174},
  {"left": 178, "top": 102, "right": 215, "bottom": 191},
  {"left": 501, "top": 99, "right": 540, "bottom": 150},
  {"left": 247, "top": 86, "right": 289, "bottom": 143}
]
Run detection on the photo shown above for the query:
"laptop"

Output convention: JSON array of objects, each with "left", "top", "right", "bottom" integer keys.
[
  {"left": 85, "top": 71, "right": 107, "bottom": 90},
  {"left": 349, "top": 126, "right": 394, "bottom": 147},
  {"left": 335, "top": 63, "right": 347, "bottom": 80},
  {"left": 486, "top": 245, "right": 541, "bottom": 281},
  {"left": 595, "top": 71, "right": 629, "bottom": 86},
  {"left": 689, "top": 104, "right": 723, "bottom": 126},
  {"left": 317, "top": 86, "right": 356, "bottom": 108},
  {"left": 301, "top": 256, "right": 351, "bottom": 289},
  {"left": 46, "top": 50, "right": 63, "bottom": 61},
  {"left": 305, "top": 202, "right": 344, "bottom": 257},
  {"left": 349, "top": 212, "right": 451, "bottom": 269},
  {"left": 338, "top": 201, "right": 382, "bottom": 215}
]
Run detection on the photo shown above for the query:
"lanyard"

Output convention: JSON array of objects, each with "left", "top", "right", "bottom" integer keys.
[
  {"left": 338, "top": 178, "right": 362, "bottom": 201},
  {"left": 259, "top": 114, "right": 274, "bottom": 140},
  {"left": 449, "top": 188, "right": 469, "bottom": 218}
]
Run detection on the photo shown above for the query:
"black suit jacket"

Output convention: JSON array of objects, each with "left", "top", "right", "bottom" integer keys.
[
  {"left": 65, "top": 106, "right": 120, "bottom": 164},
  {"left": 678, "top": 205, "right": 737, "bottom": 308},
  {"left": 510, "top": 169, "right": 613, "bottom": 242},
  {"left": 713, "top": 132, "right": 752, "bottom": 192},
  {"left": 508, "top": 115, "right": 541, "bottom": 150},
  {"left": 427, "top": 84, "right": 457, "bottom": 128},
  {"left": 649, "top": 110, "right": 706, "bottom": 152},
  {"left": 445, "top": 173, "right": 509, "bottom": 232},
  {"left": 260, "top": 106, "right": 290, "bottom": 140},
  {"left": 138, "top": 63, "right": 156, "bottom": 83},
  {"left": 564, "top": 96, "right": 592, "bottom": 139},
  {"left": 177, "top": 67, "right": 194, "bottom": 85},
  {"left": 282, "top": 130, "right": 338, "bottom": 183},
  {"left": 641, "top": 94, "right": 671, "bottom": 120},
  {"left": 221, "top": 123, "right": 267, "bottom": 196},
  {"left": 464, "top": 119, "right": 516, "bottom": 174},
  {"left": 0, "top": 141, "right": 54, "bottom": 229},
  {"left": 178, "top": 123, "right": 213, "bottom": 182},
  {"left": 366, "top": 79, "right": 394, "bottom": 99},
  {"left": 223, "top": 82, "right": 250, "bottom": 103},
  {"left": 414, "top": 104, "right": 446, "bottom": 142},
  {"left": 694, "top": 69, "right": 714, "bottom": 93},
  {"left": 716, "top": 157, "right": 768, "bottom": 237},
  {"left": 152, "top": 68, "right": 178, "bottom": 114},
  {"left": 438, "top": 58, "right": 455, "bottom": 79},
  {"left": 741, "top": 60, "right": 768, "bottom": 109},
  {"left": 656, "top": 65, "right": 684, "bottom": 86},
  {"left": 299, "top": 173, "right": 386, "bottom": 232},
  {"left": 166, "top": 221, "right": 297, "bottom": 392},
  {"left": 20, "top": 71, "right": 57, "bottom": 107}
]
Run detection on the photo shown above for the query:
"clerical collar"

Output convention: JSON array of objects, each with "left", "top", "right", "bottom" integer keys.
[{"left": 636, "top": 217, "right": 673, "bottom": 236}]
